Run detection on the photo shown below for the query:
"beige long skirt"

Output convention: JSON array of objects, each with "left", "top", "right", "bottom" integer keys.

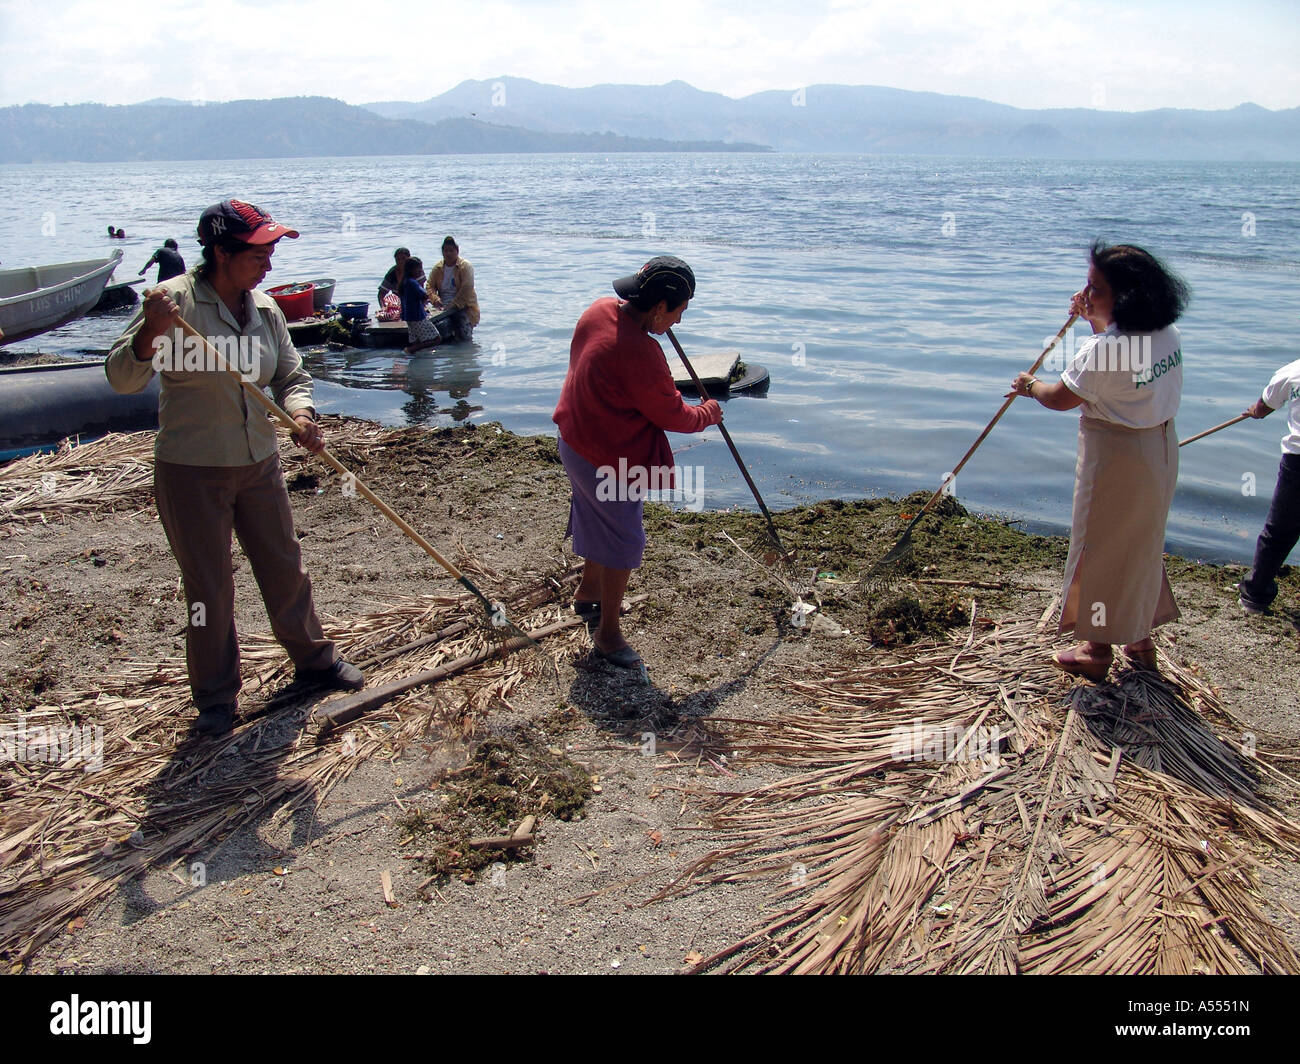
[{"left": 1058, "top": 416, "right": 1180, "bottom": 645}]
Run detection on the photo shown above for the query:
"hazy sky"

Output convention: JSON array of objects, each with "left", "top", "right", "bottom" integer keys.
[{"left": 1, "top": 0, "right": 1297, "bottom": 111}]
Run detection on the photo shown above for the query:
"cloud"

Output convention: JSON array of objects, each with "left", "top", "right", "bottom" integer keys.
[{"left": 0, "top": 0, "right": 1295, "bottom": 110}]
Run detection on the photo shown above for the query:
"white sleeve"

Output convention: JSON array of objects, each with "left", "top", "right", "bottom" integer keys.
[
  {"left": 1060, "top": 334, "right": 1102, "bottom": 402},
  {"left": 1261, "top": 361, "right": 1300, "bottom": 410}
]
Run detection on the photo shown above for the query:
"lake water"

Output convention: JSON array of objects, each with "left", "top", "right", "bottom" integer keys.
[{"left": 2, "top": 153, "right": 1298, "bottom": 564}]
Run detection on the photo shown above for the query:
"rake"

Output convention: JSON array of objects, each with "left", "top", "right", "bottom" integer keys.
[
  {"left": 666, "top": 327, "right": 791, "bottom": 560},
  {"left": 1179, "top": 413, "right": 1250, "bottom": 447},
  {"left": 174, "top": 315, "right": 538, "bottom": 648},
  {"left": 862, "top": 315, "right": 1078, "bottom": 588}
]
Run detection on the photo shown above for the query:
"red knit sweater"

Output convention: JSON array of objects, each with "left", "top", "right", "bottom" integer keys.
[{"left": 553, "top": 298, "right": 713, "bottom": 479}]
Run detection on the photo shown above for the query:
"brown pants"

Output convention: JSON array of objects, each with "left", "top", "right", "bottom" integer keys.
[{"left": 154, "top": 454, "right": 335, "bottom": 709}]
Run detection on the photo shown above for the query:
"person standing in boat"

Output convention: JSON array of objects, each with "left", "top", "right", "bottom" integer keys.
[
  {"left": 1237, "top": 359, "right": 1300, "bottom": 614},
  {"left": 105, "top": 198, "right": 364, "bottom": 737},
  {"left": 1010, "top": 241, "right": 1189, "bottom": 680},
  {"left": 410, "top": 236, "right": 479, "bottom": 351},
  {"left": 553, "top": 256, "right": 722, "bottom": 668},
  {"left": 138, "top": 238, "right": 186, "bottom": 284}
]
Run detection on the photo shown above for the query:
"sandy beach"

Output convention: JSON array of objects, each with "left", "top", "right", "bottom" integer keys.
[{"left": 2, "top": 417, "right": 1297, "bottom": 974}]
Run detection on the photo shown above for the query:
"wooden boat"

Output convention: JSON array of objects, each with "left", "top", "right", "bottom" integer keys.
[
  {"left": 0, "top": 359, "right": 159, "bottom": 461},
  {"left": 0, "top": 251, "right": 124, "bottom": 345}
]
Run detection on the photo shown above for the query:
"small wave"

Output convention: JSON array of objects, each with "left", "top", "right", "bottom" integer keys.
[{"left": 1180, "top": 250, "right": 1300, "bottom": 272}]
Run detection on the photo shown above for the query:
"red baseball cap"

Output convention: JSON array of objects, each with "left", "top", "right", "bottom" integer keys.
[{"left": 198, "top": 199, "right": 300, "bottom": 246}]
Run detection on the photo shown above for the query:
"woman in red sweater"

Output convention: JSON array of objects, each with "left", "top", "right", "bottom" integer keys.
[{"left": 553, "top": 257, "right": 722, "bottom": 667}]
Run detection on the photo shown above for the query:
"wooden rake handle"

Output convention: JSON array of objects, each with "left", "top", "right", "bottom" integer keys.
[
  {"left": 665, "top": 327, "right": 788, "bottom": 556},
  {"left": 909, "top": 313, "right": 1079, "bottom": 525},
  {"left": 1179, "top": 413, "right": 1249, "bottom": 448},
  {"left": 174, "top": 316, "right": 470, "bottom": 588}
]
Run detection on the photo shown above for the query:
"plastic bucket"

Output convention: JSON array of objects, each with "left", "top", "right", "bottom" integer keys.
[
  {"left": 266, "top": 282, "right": 315, "bottom": 321},
  {"left": 307, "top": 278, "right": 336, "bottom": 309},
  {"left": 336, "top": 301, "right": 369, "bottom": 321}
]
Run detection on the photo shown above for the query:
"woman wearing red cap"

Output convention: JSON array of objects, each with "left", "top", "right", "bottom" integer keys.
[
  {"left": 553, "top": 256, "right": 722, "bottom": 668},
  {"left": 106, "top": 199, "right": 364, "bottom": 736}
]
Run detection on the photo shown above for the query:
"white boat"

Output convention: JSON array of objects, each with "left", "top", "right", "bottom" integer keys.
[{"left": 0, "top": 251, "right": 123, "bottom": 345}]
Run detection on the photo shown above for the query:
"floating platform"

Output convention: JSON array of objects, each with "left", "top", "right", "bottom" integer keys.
[
  {"left": 667, "top": 349, "right": 769, "bottom": 396},
  {"left": 356, "top": 320, "right": 410, "bottom": 348},
  {"left": 286, "top": 311, "right": 343, "bottom": 346}
]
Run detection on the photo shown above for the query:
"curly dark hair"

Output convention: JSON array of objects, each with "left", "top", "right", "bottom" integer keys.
[{"left": 1090, "top": 241, "right": 1190, "bottom": 331}]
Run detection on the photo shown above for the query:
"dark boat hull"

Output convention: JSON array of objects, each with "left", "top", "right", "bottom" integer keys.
[{"left": 0, "top": 360, "right": 159, "bottom": 461}]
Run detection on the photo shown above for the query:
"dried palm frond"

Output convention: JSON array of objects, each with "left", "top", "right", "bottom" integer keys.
[
  {"left": 0, "top": 432, "right": 155, "bottom": 522},
  {"left": 666, "top": 622, "right": 1300, "bottom": 975},
  {"left": 0, "top": 572, "right": 577, "bottom": 969},
  {"left": 1071, "top": 669, "right": 1259, "bottom": 804},
  {"left": 0, "top": 418, "right": 395, "bottom": 525}
]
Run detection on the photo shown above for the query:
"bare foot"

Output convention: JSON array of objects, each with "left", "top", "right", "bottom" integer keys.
[
  {"left": 1052, "top": 642, "right": 1113, "bottom": 682},
  {"left": 1122, "top": 639, "right": 1158, "bottom": 670},
  {"left": 1074, "top": 641, "right": 1113, "bottom": 664}
]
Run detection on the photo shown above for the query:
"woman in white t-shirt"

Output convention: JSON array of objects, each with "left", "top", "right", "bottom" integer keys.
[{"left": 1010, "top": 242, "right": 1190, "bottom": 681}]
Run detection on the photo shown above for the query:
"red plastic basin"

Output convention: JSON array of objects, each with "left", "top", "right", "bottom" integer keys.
[{"left": 265, "top": 282, "right": 316, "bottom": 321}]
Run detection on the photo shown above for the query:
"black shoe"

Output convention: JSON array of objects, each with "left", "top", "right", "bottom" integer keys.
[
  {"left": 294, "top": 659, "right": 365, "bottom": 692},
  {"left": 1236, "top": 582, "right": 1269, "bottom": 615},
  {"left": 192, "top": 703, "right": 237, "bottom": 736}
]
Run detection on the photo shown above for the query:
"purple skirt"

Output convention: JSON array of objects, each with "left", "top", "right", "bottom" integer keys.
[{"left": 558, "top": 437, "right": 645, "bottom": 570}]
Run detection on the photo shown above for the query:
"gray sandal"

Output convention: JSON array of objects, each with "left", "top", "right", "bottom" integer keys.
[{"left": 594, "top": 644, "right": 643, "bottom": 669}]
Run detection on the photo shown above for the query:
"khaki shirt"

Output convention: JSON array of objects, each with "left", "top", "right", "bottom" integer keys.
[
  {"left": 426, "top": 258, "right": 480, "bottom": 326},
  {"left": 106, "top": 270, "right": 316, "bottom": 466}
]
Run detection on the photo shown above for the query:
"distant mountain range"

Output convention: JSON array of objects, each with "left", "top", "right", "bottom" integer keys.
[
  {"left": 0, "top": 96, "right": 768, "bottom": 163},
  {"left": 365, "top": 78, "right": 1300, "bottom": 160},
  {"left": 3, "top": 79, "right": 1297, "bottom": 163}
]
